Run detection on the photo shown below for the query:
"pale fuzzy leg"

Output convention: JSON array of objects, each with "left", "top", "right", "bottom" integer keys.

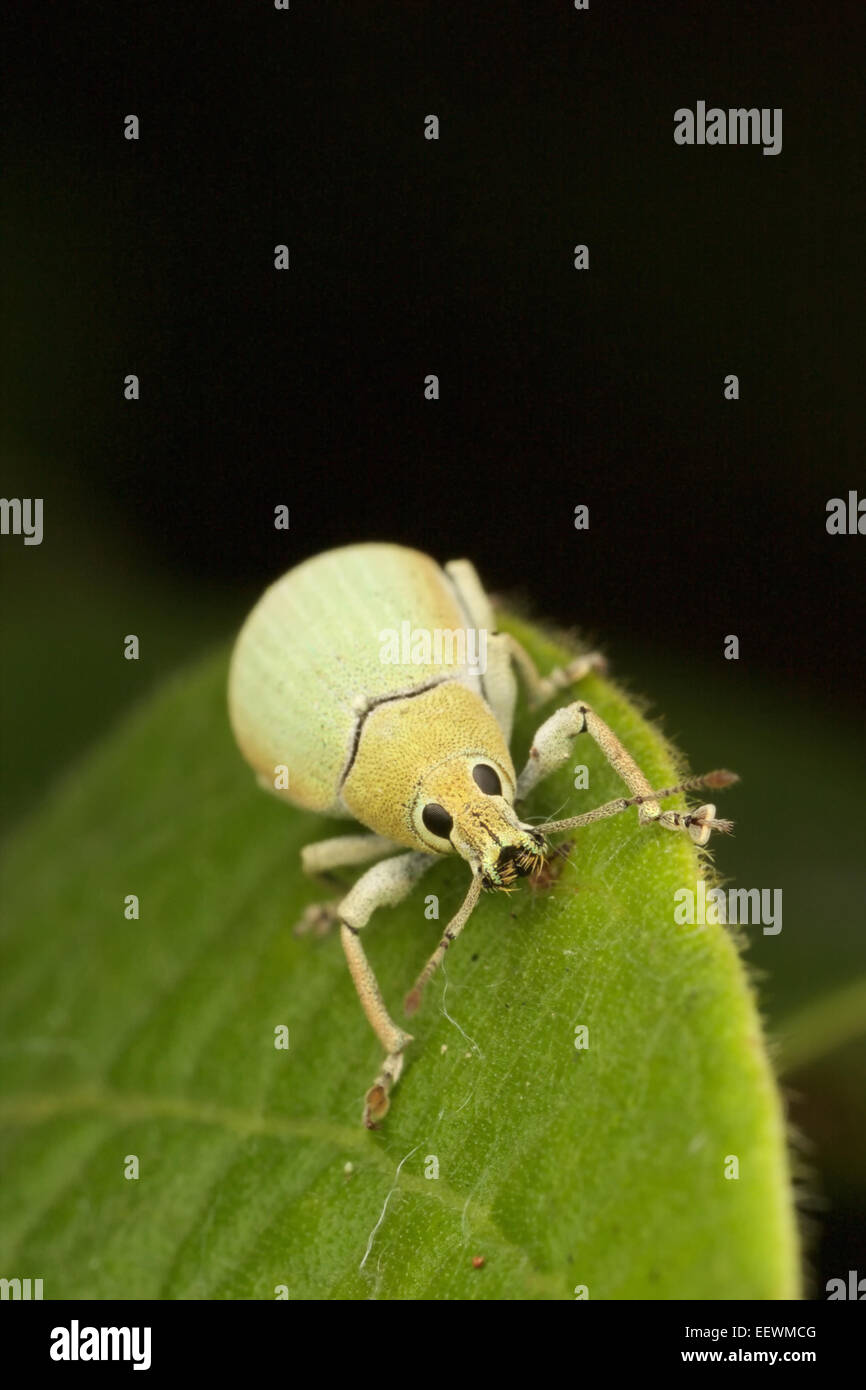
[
  {"left": 505, "top": 634, "right": 607, "bottom": 709},
  {"left": 337, "top": 852, "right": 435, "bottom": 1127},
  {"left": 518, "top": 701, "right": 729, "bottom": 846},
  {"left": 301, "top": 833, "right": 402, "bottom": 875},
  {"left": 443, "top": 561, "right": 519, "bottom": 740},
  {"left": 294, "top": 834, "right": 404, "bottom": 936}
]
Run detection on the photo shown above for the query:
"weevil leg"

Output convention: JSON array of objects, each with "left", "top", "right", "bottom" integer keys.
[
  {"left": 444, "top": 559, "right": 604, "bottom": 733},
  {"left": 444, "top": 560, "right": 520, "bottom": 739},
  {"left": 293, "top": 834, "right": 405, "bottom": 936},
  {"left": 336, "top": 851, "right": 436, "bottom": 1127},
  {"left": 518, "top": 701, "right": 728, "bottom": 846},
  {"left": 300, "top": 833, "right": 403, "bottom": 876},
  {"left": 505, "top": 634, "right": 607, "bottom": 710},
  {"left": 444, "top": 558, "right": 496, "bottom": 630}
]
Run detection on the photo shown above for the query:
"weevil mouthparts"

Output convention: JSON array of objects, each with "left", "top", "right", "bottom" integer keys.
[{"left": 483, "top": 837, "right": 548, "bottom": 890}]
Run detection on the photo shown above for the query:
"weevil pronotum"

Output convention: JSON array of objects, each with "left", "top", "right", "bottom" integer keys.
[{"left": 228, "top": 543, "right": 736, "bottom": 1127}]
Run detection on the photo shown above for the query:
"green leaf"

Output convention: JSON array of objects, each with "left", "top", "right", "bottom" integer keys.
[
  {"left": 0, "top": 616, "right": 799, "bottom": 1299},
  {"left": 624, "top": 640, "right": 866, "bottom": 1035}
]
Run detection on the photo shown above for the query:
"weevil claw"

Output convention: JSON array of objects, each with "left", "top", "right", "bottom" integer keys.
[
  {"left": 363, "top": 1084, "right": 390, "bottom": 1128},
  {"left": 687, "top": 803, "right": 734, "bottom": 847}
]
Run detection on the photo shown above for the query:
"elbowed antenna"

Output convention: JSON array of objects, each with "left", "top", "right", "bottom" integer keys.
[{"left": 538, "top": 769, "right": 739, "bottom": 837}]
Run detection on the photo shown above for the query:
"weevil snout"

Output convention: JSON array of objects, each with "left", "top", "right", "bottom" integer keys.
[
  {"left": 411, "top": 754, "right": 547, "bottom": 888},
  {"left": 454, "top": 810, "right": 548, "bottom": 892}
]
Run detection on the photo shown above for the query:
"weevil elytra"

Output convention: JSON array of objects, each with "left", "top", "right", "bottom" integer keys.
[{"left": 228, "top": 542, "right": 736, "bottom": 1128}]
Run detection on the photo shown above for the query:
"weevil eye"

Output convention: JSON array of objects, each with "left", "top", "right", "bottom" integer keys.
[
  {"left": 472, "top": 764, "right": 502, "bottom": 796},
  {"left": 422, "top": 802, "right": 454, "bottom": 839}
]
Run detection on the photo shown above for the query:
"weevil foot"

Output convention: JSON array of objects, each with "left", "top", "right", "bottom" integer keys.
[
  {"left": 562, "top": 650, "right": 608, "bottom": 683},
  {"left": 685, "top": 802, "right": 735, "bottom": 847},
  {"left": 363, "top": 1084, "right": 390, "bottom": 1129},
  {"left": 362, "top": 1040, "right": 411, "bottom": 1128},
  {"left": 528, "top": 650, "right": 608, "bottom": 709},
  {"left": 293, "top": 900, "right": 340, "bottom": 938},
  {"left": 657, "top": 802, "right": 734, "bottom": 846}
]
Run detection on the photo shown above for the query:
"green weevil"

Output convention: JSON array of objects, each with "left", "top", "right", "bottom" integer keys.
[{"left": 228, "top": 542, "right": 736, "bottom": 1127}]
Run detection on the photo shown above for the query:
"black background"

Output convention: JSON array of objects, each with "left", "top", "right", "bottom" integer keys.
[{"left": 4, "top": 0, "right": 864, "bottom": 710}]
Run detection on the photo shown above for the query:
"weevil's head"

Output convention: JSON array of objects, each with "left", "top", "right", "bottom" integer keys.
[
  {"left": 411, "top": 754, "right": 548, "bottom": 889},
  {"left": 341, "top": 681, "right": 547, "bottom": 883}
]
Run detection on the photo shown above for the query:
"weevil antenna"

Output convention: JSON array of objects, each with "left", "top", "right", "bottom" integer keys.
[
  {"left": 404, "top": 872, "right": 484, "bottom": 1017},
  {"left": 538, "top": 769, "right": 739, "bottom": 836}
]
